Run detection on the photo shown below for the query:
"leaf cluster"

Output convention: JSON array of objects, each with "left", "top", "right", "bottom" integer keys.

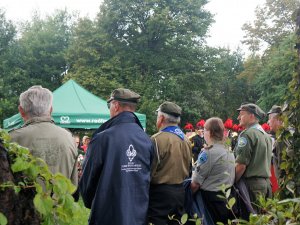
[{"left": 0, "top": 130, "right": 90, "bottom": 225}]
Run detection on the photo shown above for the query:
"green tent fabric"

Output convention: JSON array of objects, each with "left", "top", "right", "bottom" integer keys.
[{"left": 3, "top": 80, "right": 146, "bottom": 130}]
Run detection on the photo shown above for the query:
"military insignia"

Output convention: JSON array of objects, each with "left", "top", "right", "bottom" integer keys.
[
  {"left": 238, "top": 137, "right": 247, "bottom": 147},
  {"left": 198, "top": 151, "right": 208, "bottom": 164}
]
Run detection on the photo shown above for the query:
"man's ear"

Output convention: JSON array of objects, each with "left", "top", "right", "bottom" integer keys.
[
  {"left": 157, "top": 114, "right": 164, "bottom": 127},
  {"left": 18, "top": 105, "right": 27, "bottom": 120},
  {"left": 114, "top": 101, "right": 120, "bottom": 113}
]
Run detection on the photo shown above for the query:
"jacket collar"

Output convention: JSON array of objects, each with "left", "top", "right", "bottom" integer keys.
[
  {"left": 92, "top": 111, "right": 143, "bottom": 137},
  {"left": 23, "top": 116, "right": 54, "bottom": 127}
]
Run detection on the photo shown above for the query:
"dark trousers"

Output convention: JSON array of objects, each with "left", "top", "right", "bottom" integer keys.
[
  {"left": 148, "top": 184, "right": 185, "bottom": 225},
  {"left": 200, "top": 190, "right": 233, "bottom": 224}
]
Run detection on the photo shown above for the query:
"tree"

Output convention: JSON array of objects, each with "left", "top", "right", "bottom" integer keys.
[
  {"left": 255, "top": 34, "right": 297, "bottom": 110},
  {"left": 277, "top": 7, "right": 300, "bottom": 198},
  {"left": 0, "top": 10, "right": 76, "bottom": 124},
  {"left": 17, "top": 10, "right": 75, "bottom": 90},
  {"left": 65, "top": 17, "right": 122, "bottom": 98},
  {"left": 0, "top": 9, "right": 18, "bottom": 125},
  {"left": 240, "top": 0, "right": 299, "bottom": 112},
  {"left": 242, "top": 0, "right": 300, "bottom": 52},
  {"left": 67, "top": 0, "right": 216, "bottom": 133}
]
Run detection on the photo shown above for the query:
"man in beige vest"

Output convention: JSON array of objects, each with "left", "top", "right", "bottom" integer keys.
[{"left": 10, "top": 85, "right": 78, "bottom": 185}]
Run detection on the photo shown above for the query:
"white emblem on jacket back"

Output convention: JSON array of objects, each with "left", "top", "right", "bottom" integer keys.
[{"left": 126, "top": 144, "right": 137, "bottom": 162}]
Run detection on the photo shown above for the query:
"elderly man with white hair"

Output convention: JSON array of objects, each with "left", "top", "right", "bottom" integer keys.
[{"left": 9, "top": 85, "right": 78, "bottom": 185}]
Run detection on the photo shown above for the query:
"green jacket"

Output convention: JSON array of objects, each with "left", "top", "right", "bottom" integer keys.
[{"left": 234, "top": 124, "right": 272, "bottom": 178}]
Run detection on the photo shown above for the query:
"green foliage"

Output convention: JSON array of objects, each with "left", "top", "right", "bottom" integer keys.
[
  {"left": 17, "top": 10, "right": 74, "bottom": 90},
  {"left": 242, "top": 0, "right": 300, "bottom": 52},
  {"left": 274, "top": 8, "right": 300, "bottom": 198},
  {"left": 0, "top": 9, "right": 16, "bottom": 53},
  {"left": 1, "top": 1, "right": 251, "bottom": 134},
  {"left": 255, "top": 34, "right": 297, "bottom": 110},
  {"left": 239, "top": 0, "right": 299, "bottom": 111},
  {"left": 0, "top": 129, "right": 90, "bottom": 224},
  {"left": 0, "top": 212, "right": 7, "bottom": 225},
  {"left": 0, "top": 10, "right": 76, "bottom": 125}
]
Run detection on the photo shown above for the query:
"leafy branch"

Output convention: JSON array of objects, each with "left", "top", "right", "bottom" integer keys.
[{"left": 0, "top": 129, "right": 89, "bottom": 225}]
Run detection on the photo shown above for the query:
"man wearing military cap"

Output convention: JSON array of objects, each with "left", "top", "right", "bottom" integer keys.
[
  {"left": 234, "top": 103, "right": 272, "bottom": 212},
  {"left": 80, "top": 88, "right": 154, "bottom": 225},
  {"left": 267, "top": 105, "right": 282, "bottom": 133},
  {"left": 148, "top": 101, "right": 192, "bottom": 225},
  {"left": 267, "top": 105, "right": 294, "bottom": 185}
]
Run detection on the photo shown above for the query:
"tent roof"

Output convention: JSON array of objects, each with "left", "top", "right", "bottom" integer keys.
[
  {"left": 3, "top": 80, "right": 146, "bottom": 130},
  {"left": 52, "top": 79, "right": 109, "bottom": 115}
]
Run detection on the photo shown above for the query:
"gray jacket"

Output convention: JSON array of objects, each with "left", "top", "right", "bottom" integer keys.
[{"left": 192, "top": 143, "right": 235, "bottom": 192}]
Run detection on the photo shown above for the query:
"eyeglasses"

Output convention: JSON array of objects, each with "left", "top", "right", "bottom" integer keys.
[{"left": 107, "top": 101, "right": 116, "bottom": 109}]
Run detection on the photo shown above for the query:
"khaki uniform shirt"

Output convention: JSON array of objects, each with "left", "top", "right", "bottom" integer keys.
[
  {"left": 234, "top": 124, "right": 272, "bottom": 178},
  {"left": 10, "top": 117, "right": 78, "bottom": 185},
  {"left": 192, "top": 143, "right": 235, "bottom": 192},
  {"left": 151, "top": 129, "right": 192, "bottom": 184}
]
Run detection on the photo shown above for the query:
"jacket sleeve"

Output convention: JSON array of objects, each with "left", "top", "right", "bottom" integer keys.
[
  {"left": 79, "top": 136, "right": 103, "bottom": 208},
  {"left": 70, "top": 158, "right": 78, "bottom": 186},
  {"left": 192, "top": 150, "right": 211, "bottom": 185},
  {"left": 150, "top": 137, "right": 159, "bottom": 178}
]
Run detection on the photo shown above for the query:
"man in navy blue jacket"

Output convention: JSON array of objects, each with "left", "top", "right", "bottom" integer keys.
[{"left": 79, "top": 88, "right": 154, "bottom": 225}]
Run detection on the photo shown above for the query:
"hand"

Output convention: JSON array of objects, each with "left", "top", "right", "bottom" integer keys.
[{"left": 190, "top": 181, "right": 200, "bottom": 193}]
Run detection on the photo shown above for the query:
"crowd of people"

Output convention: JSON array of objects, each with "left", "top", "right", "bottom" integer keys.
[{"left": 7, "top": 85, "right": 287, "bottom": 225}]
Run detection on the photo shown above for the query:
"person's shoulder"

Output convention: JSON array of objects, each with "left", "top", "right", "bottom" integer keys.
[
  {"left": 9, "top": 127, "right": 22, "bottom": 134},
  {"left": 51, "top": 124, "right": 72, "bottom": 135},
  {"left": 241, "top": 128, "right": 257, "bottom": 138},
  {"left": 210, "top": 143, "right": 226, "bottom": 151},
  {"left": 9, "top": 125, "right": 30, "bottom": 138},
  {"left": 151, "top": 131, "right": 163, "bottom": 140}
]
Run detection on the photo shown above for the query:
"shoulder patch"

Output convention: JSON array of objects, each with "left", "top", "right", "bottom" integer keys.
[
  {"left": 238, "top": 137, "right": 248, "bottom": 147},
  {"left": 198, "top": 151, "right": 208, "bottom": 164}
]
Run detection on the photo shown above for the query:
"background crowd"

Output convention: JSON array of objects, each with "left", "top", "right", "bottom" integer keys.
[{"left": 3, "top": 84, "right": 289, "bottom": 225}]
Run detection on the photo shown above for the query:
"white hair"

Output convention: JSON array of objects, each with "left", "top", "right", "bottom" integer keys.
[
  {"left": 19, "top": 85, "right": 53, "bottom": 118},
  {"left": 158, "top": 111, "right": 181, "bottom": 124}
]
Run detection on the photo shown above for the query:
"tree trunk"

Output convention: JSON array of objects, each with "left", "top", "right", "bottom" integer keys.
[{"left": 0, "top": 140, "right": 40, "bottom": 225}]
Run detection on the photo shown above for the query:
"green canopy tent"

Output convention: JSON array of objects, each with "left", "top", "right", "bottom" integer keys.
[{"left": 3, "top": 80, "right": 146, "bottom": 131}]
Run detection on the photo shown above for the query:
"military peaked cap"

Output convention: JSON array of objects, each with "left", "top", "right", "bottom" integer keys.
[
  {"left": 267, "top": 105, "right": 282, "bottom": 115},
  {"left": 157, "top": 101, "right": 182, "bottom": 117},
  {"left": 237, "top": 103, "right": 266, "bottom": 120},
  {"left": 107, "top": 88, "right": 140, "bottom": 103}
]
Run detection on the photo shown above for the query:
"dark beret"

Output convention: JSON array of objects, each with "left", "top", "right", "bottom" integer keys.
[
  {"left": 156, "top": 101, "right": 182, "bottom": 117},
  {"left": 267, "top": 105, "right": 282, "bottom": 115},
  {"left": 107, "top": 88, "right": 140, "bottom": 103},
  {"left": 237, "top": 103, "right": 266, "bottom": 120}
]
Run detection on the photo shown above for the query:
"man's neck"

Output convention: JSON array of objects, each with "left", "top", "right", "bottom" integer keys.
[{"left": 245, "top": 121, "right": 258, "bottom": 129}]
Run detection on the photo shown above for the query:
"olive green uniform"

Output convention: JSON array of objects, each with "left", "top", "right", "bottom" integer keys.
[{"left": 234, "top": 124, "right": 272, "bottom": 208}]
